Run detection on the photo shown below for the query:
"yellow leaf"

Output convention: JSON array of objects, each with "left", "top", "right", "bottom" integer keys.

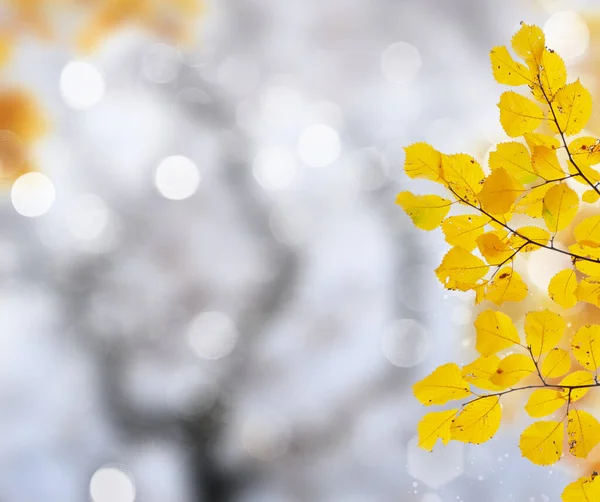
[
  {"left": 571, "top": 324, "right": 600, "bottom": 371},
  {"left": 542, "top": 183, "right": 579, "bottom": 232},
  {"left": 403, "top": 142, "right": 443, "bottom": 182},
  {"left": 548, "top": 269, "right": 578, "bottom": 309},
  {"left": 490, "top": 45, "right": 532, "bottom": 86},
  {"left": 442, "top": 215, "right": 489, "bottom": 251},
  {"left": 531, "top": 146, "right": 566, "bottom": 181},
  {"left": 566, "top": 409, "right": 600, "bottom": 458},
  {"left": 514, "top": 183, "right": 554, "bottom": 218},
  {"left": 490, "top": 353, "right": 535, "bottom": 388},
  {"left": 525, "top": 388, "right": 568, "bottom": 418},
  {"left": 525, "top": 309, "right": 566, "bottom": 359},
  {"left": 473, "top": 309, "right": 520, "bottom": 356},
  {"left": 441, "top": 153, "right": 484, "bottom": 205},
  {"left": 435, "top": 247, "right": 489, "bottom": 291},
  {"left": 484, "top": 268, "right": 528, "bottom": 305},
  {"left": 569, "top": 137, "right": 600, "bottom": 168},
  {"left": 560, "top": 371, "right": 594, "bottom": 402},
  {"left": 531, "top": 49, "right": 567, "bottom": 103},
  {"left": 462, "top": 355, "right": 502, "bottom": 390},
  {"left": 498, "top": 91, "right": 545, "bottom": 137},
  {"left": 550, "top": 80, "right": 592, "bottom": 136},
  {"left": 519, "top": 420, "right": 564, "bottom": 466},
  {"left": 583, "top": 189, "right": 600, "bottom": 204},
  {"left": 575, "top": 215, "right": 600, "bottom": 247},
  {"left": 395, "top": 192, "right": 452, "bottom": 231},
  {"left": 488, "top": 142, "right": 537, "bottom": 184},
  {"left": 541, "top": 348, "right": 571, "bottom": 379},
  {"left": 508, "top": 226, "right": 550, "bottom": 252},
  {"left": 511, "top": 23, "right": 545, "bottom": 65},
  {"left": 569, "top": 244, "right": 600, "bottom": 276},
  {"left": 413, "top": 363, "right": 471, "bottom": 406},
  {"left": 478, "top": 168, "right": 524, "bottom": 215},
  {"left": 451, "top": 396, "right": 501, "bottom": 444},
  {"left": 524, "top": 132, "right": 560, "bottom": 151},
  {"left": 562, "top": 474, "right": 600, "bottom": 502},
  {"left": 417, "top": 410, "right": 458, "bottom": 451},
  {"left": 576, "top": 277, "right": 600, "bottom": 308},
  {"left": 476, "top": 232, "right": 514, "bottom": 266}
]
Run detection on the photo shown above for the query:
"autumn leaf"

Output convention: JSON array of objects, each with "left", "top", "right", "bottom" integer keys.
[
  {"left": 403, "top": 142, "right": 443, "bottom": 182},
  {"left": 571, "top": 325, "right": 600, "bottom": 371},
  {"left": 562, "top": 474, "right": 600, "bottom": 501},
  {"left": 441, "top": 215, "right": 489, "bottom": 251},
  {"left": 566, "top": 409, "right": 600, "bottom": 458},
  {"left": 519, "top": 420, "right": 564, "bottom": 465},
  {"left": 462, "top": 355, "right": 501, "bottom": 391},
  {"left": 451, "top": 396, "right": 501, "bottom": 444},
  {"left": 488, "top": 142, "right": 537, "bottom": 184},
  {"left": 490, "top": 353, "right": 535, "bottom": 388},
  {"left": 560, "top": 371, "right": 595, "bottom": 402},
  {"left": 531, "top": 146, "right": 566, "bottom": 181},
  {"left": 417, "top": 410, "right": 458, "bottom": 451},
  {"left": 478, "top": 168, "right": 523, "bottom": 215},
  {"left": 511, "top": 23, "right": 545, "bottom": 65},
  {"left": 413, "top": 363, "right": 471, "bottom": 406},
  {"left": 531, "top": 49, "right": 567, "bottom": 103},
  {"left": 525, "top": 309, "right": 566, "bottom": 360},
  {"left": 498, "top": 91, "right": 545, "bottom": 137},
  {"left": 441, "top": 153, "right": 484, "bottom": 205},
  {"left": 542, "top": 183, "right": 579, "bottom": 233},
  {"left": 548, "top": 269, "right": 578, "bottom": 309},
  {"left": 550, "top": 80, "right": 592, "bottom": 136},
  {"left": 435, "top": 247, "right": 489, "bottom": 291},
  {"left": 473, "top": 309, "right": 520, "bottom": 356},
  {"left": 574, "top": 215, "right": 600, "bottom": 247},
  {"left": 476, "top": 232, "right": 514, "bottom": 265},
  {"left": 525, "top": 388, "right": 567, "bottom": 418},
  {"left": 483, "top": 268, "right": 528, "bottom": 305},
  {"left": 541, "top": 348, "right": 571, "bottom": 379},
  {"left": 490, "top": 45, "right": 532, "bottom": 86},
  {"left": 395, "top": 192, "right": 452, "bottom": 231},
  {"left": 508, "top": 226, "right": 549, "bottom": 252}
]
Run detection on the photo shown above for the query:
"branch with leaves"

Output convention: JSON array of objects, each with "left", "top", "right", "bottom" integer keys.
[{"left": 398, "top": 22, "right": 600, "bottom": 500}]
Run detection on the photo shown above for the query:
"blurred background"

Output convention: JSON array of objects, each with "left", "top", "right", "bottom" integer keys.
[{"left": 0, "top": 0, "right": 599, "bottom": 501}]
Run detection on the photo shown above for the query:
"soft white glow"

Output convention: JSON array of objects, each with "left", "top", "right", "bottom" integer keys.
[
  {"left": 155, "top": 155, "right": 200, "bottom": 200},
  {"left": 11, "top": 172, "right": 55, "bottom": 217},
  {"left": 527, "top": 248, "right": 571, "bottom": 291},
  {"left": 142, "top": 43, "right": 182, "bottom": 84},
  {"left": 60, "top": 61, "right": 106, "bottom": 110},
  {"left": 252, "top": 147, "right": 296, "bottom": 190},
  {"left": 451, "top": 305, "right": 472, "bottom": 326},
  {"left": 544, "top": 11, "right": 589, "bottom": 62},
  {"left": 381, "top": 318, "right": 428, "bottom": 367},
  {"left": 67, "top": 194, "right": 110, "bottom": 240},
  {"left": 241, "top": 414, "right": 289, "bottom": 461},
  {"left": 188, "top": 311, "right": 238, "bottom": 360},
  {"left": 297, "top": 124, "right": 341, "bottom": 167},
  {"left": 381, "top": 42, "right": 422, "bottom": 83},
  {"left": 90, "top": 466, "right": 135, "bottom": 502}
]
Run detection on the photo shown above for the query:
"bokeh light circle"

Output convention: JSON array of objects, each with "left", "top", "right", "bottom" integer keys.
[
  {"left": 154, "top": 155, "right": 200, "bottom": 200},
  {"left": 381, "top": 318, "right": 429, "bottom": 367},
  {"left": 60, "top": 61, "right": 106, "bottom": 110},
  {"left": 89, "top": 466, "right": 135, "bottom": 502},
  {"left": 381, "top": 42, "right": 422, "bottom": 83},
  {"left": 544, "top": 11, "right": 589, "bottom": 62},
  {"left": 188, "top": 311, "right": 238, "bottom": 360},
  {"left": 11, "top": 172, "right": 55, "bottom": 217},
  {"left": 297, "top": 124, "right": 340, "bottom": 167}
]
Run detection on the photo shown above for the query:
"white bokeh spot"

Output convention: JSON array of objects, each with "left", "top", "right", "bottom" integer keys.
[
  {"left": 253, "top": 147, "right": 296, "bottom": 190},
  {"left": 544, "top": 11, "right": 589, "bottom": 62},
  {"left": 155, "top": 155, "right": 201, "bottom": 200},
  {"left": 90, "top": 466, "right": 135, "bottom": 502},
  {"left": 381, "top": 42, "right": 422, "bottom": 83},
  {"left": 11, "top": 172, "right": 55, "bottom": 217},
  {"left": 60, "top": 61, "right": 106, "bottom": 110},
  {"left": 297, "top": 124, "right": 341, "bottom": 167},
  {"left": 188, "top": 311, "right": 238, "bottom": 360}
]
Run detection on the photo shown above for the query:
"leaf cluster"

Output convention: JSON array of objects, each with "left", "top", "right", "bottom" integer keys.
[{"left": 401, "top": 23, "right": 600, "bottom": 500}]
